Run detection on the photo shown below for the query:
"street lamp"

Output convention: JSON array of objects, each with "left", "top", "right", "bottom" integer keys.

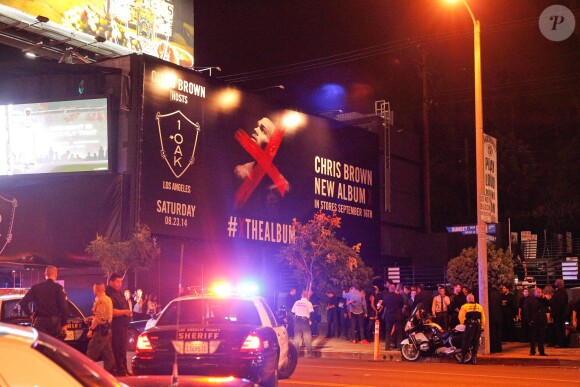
[
  {"left": 191, "top": 66, "right": 222, "bottom": 76},
  {"left": 446, "top": 0, "right": 489, "bottom": 354}
]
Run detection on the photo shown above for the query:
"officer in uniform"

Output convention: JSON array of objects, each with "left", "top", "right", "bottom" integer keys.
[
  {"left": 19, "top": 265, "right": 69, "bottom": 338},
  {"left": 458, "top": 293, "right": 486, "bottom": 364},
  {"left": 292, "top": 290, "right": 315, "bottom": 358},
  {"left": 85, "top": 282, "right": 115, "bottom": 374}
]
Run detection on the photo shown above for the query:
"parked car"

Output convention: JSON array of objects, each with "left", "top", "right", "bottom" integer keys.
[
  {"left": 117, "top": 375, "right": 254, "bottom": 386},
  {"left": 0, "top": 322, "right": 122, "bottom": 386},
  {"left": 127, "top": 315, "right": 157, "bottom": 351},
  {"left": 0, "top": 293, "right": 90, "bottom": 353},
  {"left": 132, "top": 290, "right": 298, "bottom": 386}
]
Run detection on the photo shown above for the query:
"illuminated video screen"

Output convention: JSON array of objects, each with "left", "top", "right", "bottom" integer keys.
[{"left": 0, "top": 98, "right": 109, "bottom": 176}]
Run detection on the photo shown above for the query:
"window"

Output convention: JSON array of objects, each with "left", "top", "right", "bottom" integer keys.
[{"left": 157, "top": 299, "right": 261, "bottom": 326}]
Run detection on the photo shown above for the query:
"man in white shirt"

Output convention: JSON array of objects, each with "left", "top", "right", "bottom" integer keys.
[
  {"left": 292, "top": 290, "right": 315, "bottom": 358},
  {"left": 432, "top": 285, "right": 450, "bottom": 330}
]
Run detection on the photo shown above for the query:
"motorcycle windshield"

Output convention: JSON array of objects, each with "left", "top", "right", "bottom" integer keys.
[{"left": 409, "top": 303, "right": 424, "bottom": 320}]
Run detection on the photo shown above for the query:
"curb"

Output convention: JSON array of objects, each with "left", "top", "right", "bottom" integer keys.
[{"left": 303, "top": 350, "right": 580, "bottom": 367}]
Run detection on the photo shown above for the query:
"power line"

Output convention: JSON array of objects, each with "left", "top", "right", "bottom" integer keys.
[{"left": 217, "top": 9, "right": 571, "bottom": 84}]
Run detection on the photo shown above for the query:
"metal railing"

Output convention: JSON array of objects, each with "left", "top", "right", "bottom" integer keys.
[{"left": 383, "top": 259, "right": 580, "bottom": 290}]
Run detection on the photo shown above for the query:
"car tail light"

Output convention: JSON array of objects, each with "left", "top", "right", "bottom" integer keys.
[
  {"left": 240, "top": 333, "right": 263, "bottom": 352},
  {"left": 136, "top": 334, "right": 154, "bottom": 353}
]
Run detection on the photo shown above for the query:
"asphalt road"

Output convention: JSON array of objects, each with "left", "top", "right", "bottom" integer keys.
[{"left": 281, "top": 358, "right": 580, "bottom": 387}]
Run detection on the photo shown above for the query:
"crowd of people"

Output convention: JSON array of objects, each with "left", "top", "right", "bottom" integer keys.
[
  {"left": 285, "top": 277, "right": 580, "bottom": 359},
  {"left": 17, "top": 267, "right": 161, "bottom": 377},
  {"left": 491, "top": 278, "right": 575, "bottom": 356}
]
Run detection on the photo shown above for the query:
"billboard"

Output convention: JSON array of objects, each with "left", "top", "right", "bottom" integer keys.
[
  {"left": 0, "top": 1, "right": 193, "bottom": 67},
  {"left": 138, "top": 57, "right": 380, "bottom": 262}
]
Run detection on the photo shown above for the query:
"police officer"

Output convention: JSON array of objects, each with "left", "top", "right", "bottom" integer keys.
[
  {"left": 523, "top": 287, "right": 550, "bottom": 356},
  {"left": 19, "top": 265, "right": 69, "bottom": 338},
  {"left": 85, "top": 282, "right": 115, "bottom": 374},
  {"left": 458, "top": 293, "right": 486, "bottom": 364},
  {"left": 292, "top": 290, "right": 315, "bottom": 358},
  {"left": 106, "top": 273, "right": 133, "bottom": 376}
]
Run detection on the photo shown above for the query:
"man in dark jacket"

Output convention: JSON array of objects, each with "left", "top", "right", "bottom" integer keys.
[
  {"left": 551, "top": 279, "right": 568, "bottom": 347},
  {"left": 413, "top": 284, "right": 433, "bottom": 311},
  {"left": 19, "top": 265, "right": 69, "bottom": 339},
  {"left": 523, "top": 287, "right": 550, "bottom": 356},
  {"left": 285, "top": 288, "right": 299, "bottom": 338},
  {"left": 488, "top": 287, "right": 503, "bottom": 353},
  {"left": 106, "top": 273, "right": 133, "bottom": 376},
  {"left": 382, "top": 283, "right": 404, "bottom": 350},
  {"left": 500, "top": 285, "right": 516, "bottom": 342},
  {"left": 449, "top": 284, "right": 466, "bottom": 329}
]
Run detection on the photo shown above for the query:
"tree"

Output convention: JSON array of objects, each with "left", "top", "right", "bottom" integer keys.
[
  {"left": 86, "top": 223, "right": 160, "bottom": 279},
  {"left": 447, "top": 244, "right": 515, "bottom": 292},
  {"left": 278, "top": 210, "right": 373, "bottom": 298}
]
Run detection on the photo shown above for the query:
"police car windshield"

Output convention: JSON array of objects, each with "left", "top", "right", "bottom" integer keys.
[{"left": 157, "top": 299, "right": 261, "bottom": 326}]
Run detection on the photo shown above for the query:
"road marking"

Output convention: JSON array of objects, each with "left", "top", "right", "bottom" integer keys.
[
  {"left": 281, "top": 381, "right": 370, "bottom": 387},
  {"left": 294, "top": 364, "right": 580, "bottom": 384}
]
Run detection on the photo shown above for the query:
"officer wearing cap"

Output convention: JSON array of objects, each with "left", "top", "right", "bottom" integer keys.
[{"left": 19, "top": 265, "right": 69, "bottom": 338}]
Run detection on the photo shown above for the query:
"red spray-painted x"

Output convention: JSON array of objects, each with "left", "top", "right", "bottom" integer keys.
[{"left": 234, "top": 127, "right": 288, "bottom": 209}]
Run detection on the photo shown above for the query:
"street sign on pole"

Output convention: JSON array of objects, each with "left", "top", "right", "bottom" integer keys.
[{"left": 446, "top": 224, "right": 496, "bottom": 235}]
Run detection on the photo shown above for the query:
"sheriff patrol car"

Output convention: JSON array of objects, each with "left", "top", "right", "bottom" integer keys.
[{"left": 131, "top": 284, "right": 298, "bottom": 387}]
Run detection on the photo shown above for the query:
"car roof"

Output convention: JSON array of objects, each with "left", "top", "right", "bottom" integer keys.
[
  {"left": 0, "top": 294, "right": 25, "bottom": 301},
  {"left": 0, "top": 322, "right": 37, "bottom": 345}
]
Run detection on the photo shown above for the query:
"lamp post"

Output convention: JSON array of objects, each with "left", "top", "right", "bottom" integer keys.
[{"left": 448, "top": 0, "right": 489, "bottom": 354}]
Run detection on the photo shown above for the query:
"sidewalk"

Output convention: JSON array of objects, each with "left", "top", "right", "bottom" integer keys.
[{"left": 302, "top": 336, "right": 580, "bottom": 367}]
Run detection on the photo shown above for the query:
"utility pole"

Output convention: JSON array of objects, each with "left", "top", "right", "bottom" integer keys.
[{"left": 421, "top": 47, "right": 431, "bottom": 233}]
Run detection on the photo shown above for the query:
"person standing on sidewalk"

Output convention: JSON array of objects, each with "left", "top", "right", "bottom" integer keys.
[
  {"left": 106, "top": 273, "right": 133, "bottom": 376},
  {"left": 285, "top": 288, "right": 299, "bottom": 339},
  {"left": 292, "top": 291, "right": 315, "bottom": 358},
  {"left": 19, "top": 265, "right": 69, "bottom": 339},
  {"left": 309, "top": 289, "right": 321, "bottom": 337},
  {"left": 432, "top": 285, "right": 450, "bottom": 331},
  {"left": 500, "top": 285, "right": 516, "bottom": 342},
  {"left": 523, "top": 287, "right": 550, "bottom": 356},
  {"left": 517, "top": 287, "right": 530, "bottom": 343},
  {"left": 365, "top": 286, "right": 380, "bottom": 342},
  {"left": 552, "top": 279, "right": 569, "bottom": 347},
  {"left": 382, "top": 283, "right": 404, "bottom": 350},
  {"left": 458, "top": 293, "right": 486, "bottom": 364},
  {"left": 345, "top": 282, "right": 367, "bottom": 343},
  {"left": 85, "top": 282, "right": 115, "bottom": 374},
  {"left": 449, "top": 284, "right": 466, "bottom": 329},
  {"left": 325, "top": 290, "right": 339, "bottom": 338},
  {"left": 489, "top": 286, "right": 503, "bottom": 353}
]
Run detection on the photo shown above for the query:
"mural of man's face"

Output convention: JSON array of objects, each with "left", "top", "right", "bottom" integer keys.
[{"left": 252, "top": 118, "right": 275, "bottom": 146}]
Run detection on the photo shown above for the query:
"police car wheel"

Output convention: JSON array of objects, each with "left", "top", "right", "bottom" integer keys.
[{"left": 278, "top": 342, "right": 298, "bottom": 379}]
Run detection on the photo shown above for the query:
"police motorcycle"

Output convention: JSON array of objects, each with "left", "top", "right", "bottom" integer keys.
[
  {"left": 400, "top": 304, "right": 472, "bottom": 363},
  {"left": 277, "top": 305, "right": 289, "bottom": 330}
]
